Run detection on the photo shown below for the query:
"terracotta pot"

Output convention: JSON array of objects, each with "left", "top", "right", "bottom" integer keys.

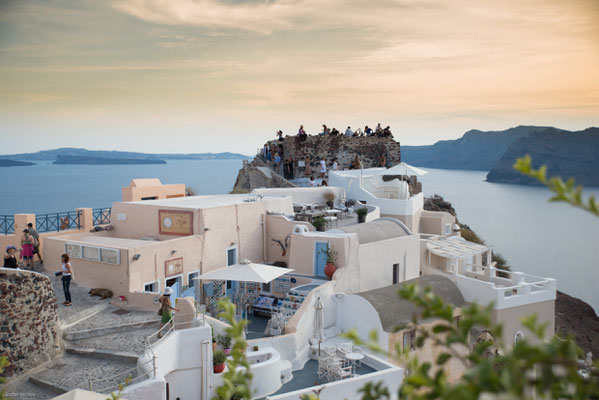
[
  {"left": 324, "top": 262, "right": 336, "bottom": 280},
  {"left": 214, "top": 363, "right": 225, "bottom": 374},
  {"left": 224, "top": 348, "right": 231, "bottom": 356},
  {"left": 212, "top": 342, "right": 217, "bottom": 353}
]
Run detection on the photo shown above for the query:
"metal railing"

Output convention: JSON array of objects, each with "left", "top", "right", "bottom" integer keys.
[
  {"left": 0, "top": 215, "right": 15, "bottom": 235},
  {"left": 36, "top": 211, "right": 82, "bottom": 233},
  {"left": 88, "top": 355, "right": 156, "bottom": 394},
  {"left": 92, "top": 207, "right": 112, "bottom": 225},
  {"left": 89, "top": 309, "right": 206, "bottom": 394}
]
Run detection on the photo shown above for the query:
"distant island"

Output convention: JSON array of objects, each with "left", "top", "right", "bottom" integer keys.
[
  {"left": 0, "top": 159, "right": 35, "bottom": 167},
  {"left": 402, "top": 125, "right": 599, "bottom": 187},
  {"left": 53, "top": 155, "right": 167, "bottom": 165},
  {"left": 0, "top": 147, "right": 252, "bottom": 162},
  {"left": 486, "top": 127, "right": 599, "bottom": 186}
]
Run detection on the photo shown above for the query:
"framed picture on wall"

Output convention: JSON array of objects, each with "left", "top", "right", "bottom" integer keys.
[
  {"left": 165, "top": 257, "right": 184, "bottom": 277},
  {"left": 158, "top": 210, "right": 193, "bottom": 236}
]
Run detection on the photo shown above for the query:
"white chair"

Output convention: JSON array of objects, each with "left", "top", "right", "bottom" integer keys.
[{"left": 328, "top": 361, "right": 353, "bottom": 381}]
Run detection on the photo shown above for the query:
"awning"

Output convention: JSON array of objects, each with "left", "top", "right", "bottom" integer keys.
[
  {"left": 194, "top": 259, "right": 294, "bottom": 283},
  {"left": 379, "top": 162, "right": 428, "bottom": 176},
  {"left": 426, "top": 236, "right": 489, "bottom": 259}
]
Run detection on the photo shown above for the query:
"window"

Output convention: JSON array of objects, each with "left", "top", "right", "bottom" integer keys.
[
  {"left": 262, "top": 282, "right": 271, "bottom": 293},
  {"left": 188, "top": 271, "right": 199, "bottom": 288},
  {"left": 226, "top": 247, "right": 237, "bottom": 290},
  {"left": 444, "top": 223, "right": 452, "bottom": 235},
  {"left": 392, "top": 263, "right": 400, "bottom": 284},
  {"left": 144, "top": 281, "right": 159, "bottom": 293},
  {"left": 403, "top": 330, "right": 416, "bottom": 351},
  {"left": 514, "top": 331, "right": 525, "bottom": 345}
]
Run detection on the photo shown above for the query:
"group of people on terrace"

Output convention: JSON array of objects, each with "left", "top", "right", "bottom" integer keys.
[
  {"left": 276, "top": 123, "right": 394, "bottom": 142},
  {"left": 3, "top": 223, "right": 43, "bottom": 270}
]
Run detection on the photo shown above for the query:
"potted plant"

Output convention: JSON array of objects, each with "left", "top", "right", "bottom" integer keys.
[
  {"left": 312, "top": 216, "right": 326, "bottom": 232},
  {"left": 323, "top": 190, "right": 336, "bottom": 209},
  {"left": 356, "top": 207, "right": 368, "bottom": 223},
  {"left": 320, "top": 244, "right": 338, "bottom": 280},
  {"left": 253, "top": 345, "right": 259, "bottom": 352},
  {"left": 213, "top": 350, "right": 227, "bottom": 373},
  {"left": 218, "top": 333, "right": 232, "bottom": 355}
]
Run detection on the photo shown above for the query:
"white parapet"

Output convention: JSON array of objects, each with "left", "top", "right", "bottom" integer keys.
[{"left": 456, "top": 266, "right": 557, "bottom": 310}]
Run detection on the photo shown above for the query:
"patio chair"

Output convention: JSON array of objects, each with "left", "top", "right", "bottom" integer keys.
[{"left": 328, "top": 361, "right": 353, "bottom": 381}]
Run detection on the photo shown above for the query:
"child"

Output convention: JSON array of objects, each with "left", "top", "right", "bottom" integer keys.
[{"left": 4, "top": 245, "right": 19, "bottom": 269}]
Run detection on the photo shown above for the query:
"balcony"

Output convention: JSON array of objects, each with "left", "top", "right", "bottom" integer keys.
[{"left": 456, "top": 265, "right": 557, "bottom": 310}]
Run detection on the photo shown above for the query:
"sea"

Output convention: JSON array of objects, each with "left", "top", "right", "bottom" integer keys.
[{"left": 1, "top": 160, "right": 597, "bottom": 311}]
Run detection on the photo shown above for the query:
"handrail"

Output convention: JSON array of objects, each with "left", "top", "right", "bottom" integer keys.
[
  {"left": 0, "top": 215, "right": 15, "bottom": 235},
  {"left": 92, "top": 207, "right": 112, "bottom": 225},
  {"left": 88, "top": 356, "right": 156, "bottom": 391}
]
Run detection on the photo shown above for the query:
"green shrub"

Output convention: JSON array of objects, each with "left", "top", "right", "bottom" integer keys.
[
  {"left": 356, "top": 207, "right": 369, "bottom": 217},
  {"left": 213, "top": 350, "right": 227, "bottom": 365}
]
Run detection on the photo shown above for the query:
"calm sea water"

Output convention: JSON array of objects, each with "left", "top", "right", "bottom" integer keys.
[
  {"left": 419, "top": 169, "right": 599, "bottom": 312},
  {"left": 0, "top": 159, "right": 244, "bottom": 214},
  {"left": 1, "top": 161, "right": 597, "bottom": 311}
]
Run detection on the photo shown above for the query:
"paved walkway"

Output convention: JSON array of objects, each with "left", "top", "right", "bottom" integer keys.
[
  {"left": 65, "top": 306, "right": 159, "bottom": 333},
  {"left": 67, "top": 324, "right": 159, "bottom": 354}
]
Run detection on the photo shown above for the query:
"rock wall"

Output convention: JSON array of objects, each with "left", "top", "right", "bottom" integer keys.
[
  {"left": 267, "top": 135, "right": 401, "bottom": 174},
  {"left": 0, "top": 270, "right": 61, "bottom": 377},
  {"left": 233, "top": 158, "right": 296, "bottom": 192}
]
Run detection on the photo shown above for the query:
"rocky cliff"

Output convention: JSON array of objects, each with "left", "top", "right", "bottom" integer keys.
[
  {"left": 486, "top": 127, "right": 599, "bottom": 186},
  {"left": 233, "top": 158, "right": 296, "bottom": 192},
  {"left": 233, "top": 135, "right": 401, "bottom": 192},
  {"left": 0, "top": 270, "right": 61, "bottom": 377},
  {"left": 402, "top": 126, "right": 554, "bottom": 171}
]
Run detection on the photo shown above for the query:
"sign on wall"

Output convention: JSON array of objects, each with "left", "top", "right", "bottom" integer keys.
[
  {"left": 65, "top": 243, "right": 120, "bottom": 265},
  {"left": 165, "top": 257, "right": 184, "bottom": 277},
  {"left": 158, "top": 210, "right": 193, "bottom": 236}
]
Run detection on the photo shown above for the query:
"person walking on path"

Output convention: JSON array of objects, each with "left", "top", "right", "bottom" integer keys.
[
  {"left": 4, "top": 245, "right": 19, "bottom": 269},
  {"left": 27, "top": 223, "right": 43, "bottom": 265},
  {"left": 273, "top": 152, "right": 281, "bottom": 174},
  {"left": 60, "top": 253, "right": 73, "bottom": 306},
  {"left": 158, "top": 287, "right": 179, "bottom": 338},
  {"left": 21, "top": 229, "right": 34, "bottom": 269},
  {"left": 319, "top": 157, "right": 327, "bottom": 178}
]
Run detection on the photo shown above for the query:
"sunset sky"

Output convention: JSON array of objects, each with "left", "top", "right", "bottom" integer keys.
[{"left": 1, "top": 0, "right": 598, "bottom": 154}]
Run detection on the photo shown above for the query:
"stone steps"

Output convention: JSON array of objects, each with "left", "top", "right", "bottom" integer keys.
[
  {"left": 28, "top": 353, "right": 138, "bottom": 395},
  {"left": 64, "top": 323, "right": 159, "bottom": 356}
]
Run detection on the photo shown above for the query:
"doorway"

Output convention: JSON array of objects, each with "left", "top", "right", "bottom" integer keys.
[
  {"left": 226, "top": 246, "right": 237, "bottom": 297},
  {"left": 314, "top": 242, "right": 328, "bottom": 277}
]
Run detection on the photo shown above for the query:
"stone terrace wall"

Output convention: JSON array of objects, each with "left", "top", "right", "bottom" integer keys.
[
  {"left": 0, "top": 269, "right": 61, "bottom": 377},
  {"left": 267, "top": 135, "right": 401, "bottom": 174}
]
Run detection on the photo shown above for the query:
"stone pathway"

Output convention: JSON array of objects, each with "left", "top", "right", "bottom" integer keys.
[
  {"left": 32, "top": 353, "right": 137, "bottom": 394},
  {"left": 66, "top": 324, "right": 160, "bottom": 354},
  {"left": 6, "top": 264, "right": 161, "bottom": 397}
]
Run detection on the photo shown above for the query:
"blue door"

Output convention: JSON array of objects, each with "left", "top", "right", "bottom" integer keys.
[
  {"left": 226, "top": 247, "right": 237, "bottom": 297},
  {"left": 169, "top": 281, "right": 179, "bottom": 306},
  {"left": 314, "top": 242, "right": 328, "bottom": 277}
]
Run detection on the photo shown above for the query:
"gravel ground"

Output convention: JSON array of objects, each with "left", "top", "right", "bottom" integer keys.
[{"left": 66, "top": 324, "right": 160, "bottom": 354}]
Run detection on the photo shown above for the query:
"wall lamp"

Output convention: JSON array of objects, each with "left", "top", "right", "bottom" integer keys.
[
  {"left": 170, "top": 250, "right": 177, "bottom": 255},
  {"left": 132, "top": 254, "right": 141, "bottom": 261}
]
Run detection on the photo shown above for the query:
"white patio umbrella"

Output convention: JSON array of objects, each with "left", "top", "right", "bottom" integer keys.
[
  {"left": 380, "top": 162, "right": 428, "bottom": 176},
  {"left": 313, "top": 295, "right": 325, "bottom": 355},
  {"left": 195, "top": 259, "right": 294, "bottom": 283}
]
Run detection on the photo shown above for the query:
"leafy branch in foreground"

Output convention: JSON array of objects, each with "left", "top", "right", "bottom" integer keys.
[
  {"left": 212, "top": 298, "right": 252, "bottom": 400},
  {"left": 344, "top": 284, "right": 599, "bottom": 400},
  {"left": 513, "top": 155, "right": 598, "bottom": 216},
  {"left": 0, "top": 356, "right": 8, "bottom": 400}
]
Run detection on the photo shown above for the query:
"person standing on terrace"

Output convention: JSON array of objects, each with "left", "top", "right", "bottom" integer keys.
[
  {"left": 276, "top": 130, "right": 284, "bottom": 141},
  {"left": 274, "top": 152, "right": 281, "bottom": 173},
  {"left": 319, "top": 157, "right": 327, "bottom": 178},
  {"left": 4, "top": 245, "right": 19, "bottom": 269},
  {"left": 27, "top": 223, "right": 42, "bottom": 264},
  {"left": 60, "top": 253, "right": 73, "bottom": 306},
  {"left": 345, "top": 126, "right": 353, "bottom": 137},
  {"left": 21, "top": 229, "right": 34, "bottom": 269},
  {"left": 298, "top": 125, "right": 307, "bottom": 142},
  {"left": 305, "top": 156, "right": 312, "bottom": 177},
  {"left": 158, "top": 287, "right": 179, "bottom": 338}
]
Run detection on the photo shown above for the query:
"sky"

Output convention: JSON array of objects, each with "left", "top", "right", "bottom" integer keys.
[{"left": 0, "top": 0, "right": 598, "bottom": 155}]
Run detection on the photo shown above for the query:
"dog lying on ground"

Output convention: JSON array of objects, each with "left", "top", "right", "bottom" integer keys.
[{"left": 88, "top": 288, "right": 113, "bottom": 299}]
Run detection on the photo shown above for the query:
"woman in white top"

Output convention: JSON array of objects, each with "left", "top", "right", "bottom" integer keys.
[
  {"left": 319, "top": 158, "right": 326, "bottom": 178},
  {"left": 61, "top": 253, "right": 73, "bottom": 306}
]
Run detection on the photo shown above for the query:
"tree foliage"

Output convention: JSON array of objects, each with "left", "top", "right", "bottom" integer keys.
[{"left": 513, "top": 155, "right": 598, "bottom": 216}]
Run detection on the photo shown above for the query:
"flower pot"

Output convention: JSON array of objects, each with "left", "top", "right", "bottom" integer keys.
[
  {"left": 214, "top": 363, "right": 225, "bottom": 374},
  {"left": 357, "top": 214, "right": 366, "bottom": 223},
  {"left": 224, "top": 348, "right": 231, "bottom": 356},
  {"left": 326, "top": 201, "right": 334, "bottom": 209},
  {"left": 324, "top": 262, "right": 336, "bottom": 280},
  {"left": 212, "top": 342, "right": 217, "bottom": 353},
  {"left": 253, "top": 345, "right": 259, "bottom": 352}
]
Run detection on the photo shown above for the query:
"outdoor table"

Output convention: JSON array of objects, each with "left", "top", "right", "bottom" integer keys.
[
  {"left": 324, "top": 209, "right": 341, "bottom": 216},
  {"left": 295, "top": 210, "right": 326, "bottom": 223},
  {"left": 345, "top": 352, "right": 364, "bottom": 372}
]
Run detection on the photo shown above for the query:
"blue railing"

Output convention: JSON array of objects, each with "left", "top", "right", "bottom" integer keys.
[
  {"left": 36, "top": 211, "right": 81, "bottom": 233},
  {"left": 92, "top": 207, "right": 112, "bottom": 226},
  {"left": 1, "top": 215, "right": 15, "bottom": 235}
]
